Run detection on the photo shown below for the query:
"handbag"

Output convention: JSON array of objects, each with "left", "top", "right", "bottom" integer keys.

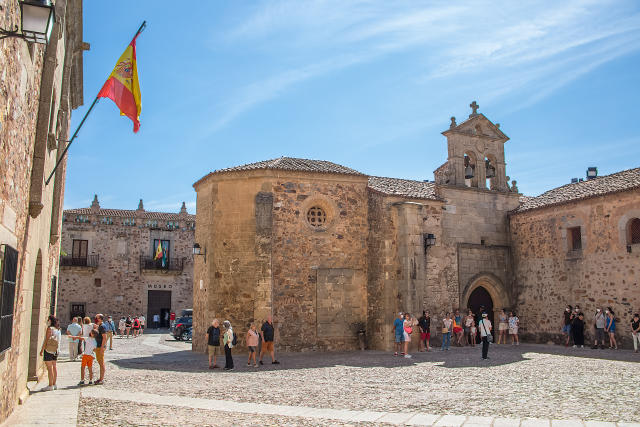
[
  {"left": 441, "top": 327, "right": 449, "bottom": 334},
  {"left": 404, "top": 326, "right": 413, "bottom": 334},
  {"left": 481, "top": 321, "right": 493, "bottom": 343}
]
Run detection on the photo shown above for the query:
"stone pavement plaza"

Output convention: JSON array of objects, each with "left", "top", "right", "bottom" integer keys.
[{"left": 3, "top": 332, "right": 639, "bottom": 427}]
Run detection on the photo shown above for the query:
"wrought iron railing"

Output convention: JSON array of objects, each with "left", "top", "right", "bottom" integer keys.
[
  {"left": 60, "top": 255, "right": 99, "bottom": 268},
  {"left": 139, "top": 256, "right": 184, "bottom": 272}
]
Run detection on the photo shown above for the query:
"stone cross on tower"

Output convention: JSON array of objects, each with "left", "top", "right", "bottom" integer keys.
[{"left": 469, "top": 101, "right": 479, "bottom": 117}]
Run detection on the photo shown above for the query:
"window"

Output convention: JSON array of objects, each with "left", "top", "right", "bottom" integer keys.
[
  {"left": 72, "top": 240, "right": 88, "bottom": 262},
  {"left": 568, "top": 227, "right": 582, "bottom": 251},
  {"left": 94, "top": 278, "right": 101, "bottom": 287},
  {"left": 70, "top": 303, "right": 85, "bottom": 321},
  {"left": 628, "top": 218, "right": 640, "bottom": 245},
  {"left": 49, "top": 276, "right": 57, "bottom": 316},
  {"left": 146, "top": 220, "right": 158, "bottom": 228},
  {"left": 167, "top": 221, "right": 179, "bottom": 230},
  {"left": 123, "top": 218, "right": 136, "bottom": 226},
  {"left": 0, "top": 245, "right": 18, "bottom": 353},
  {"left": 187, "top": 222, "right": 195, "bottom": 230},
  {"left": 100, "top": 216, "right": 113, "bottom": 225},
  {"left": 307, "top": 206, "right": 327, "bottom": 227},
  {"left": 75, "top": 215, "right": 89, "bottom": 223}
]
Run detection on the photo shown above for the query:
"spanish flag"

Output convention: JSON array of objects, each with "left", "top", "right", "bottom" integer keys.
[
  {"left": 97, "top": 34, "right": 142, "bottom": 132},
  {"left": 154, "top": 240, "right": 163, "bottom": 261}
]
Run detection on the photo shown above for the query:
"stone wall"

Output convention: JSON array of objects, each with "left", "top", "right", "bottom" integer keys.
[
  {"left": 510, "top": 189, "right": 640, "bottom": 346},
  {"left": 58, "top": 211, "right": 194, "bottom": 325},
  {"left": 0, "top": 0, "right": 85, "bottom": 422}
]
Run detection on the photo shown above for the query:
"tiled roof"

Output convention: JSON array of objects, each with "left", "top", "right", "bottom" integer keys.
[
  {"left": 196, "top": 157, "right": 365, "bottom": 185},
  {"left": 368, "top": 176, "right": 440, "bottom": 200},
  {"left": 515, "top": 167, "right": 640, "bottom": 213},
  {"left": 63, "top": 208, "right": 195, "bottom": 221}
]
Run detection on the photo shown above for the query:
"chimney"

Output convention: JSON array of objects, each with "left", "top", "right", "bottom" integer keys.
[
  {"left": 571, "top": 178, "right": 578, "bottom": 184},
  {"left": 586, "top": 167, "right": 597, "bottom": 180}
]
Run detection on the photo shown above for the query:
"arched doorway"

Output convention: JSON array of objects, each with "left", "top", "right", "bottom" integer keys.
[
  {"left": 468, "top": 286, "right": 494, "bottom": 328},
  {"left": 28, "top": 251, "right": 44, "bottom": 380}
]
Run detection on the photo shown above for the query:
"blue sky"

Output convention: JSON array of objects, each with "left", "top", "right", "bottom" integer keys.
[{"left": 64, "top": 0, "right": 640, "bottom": 212}]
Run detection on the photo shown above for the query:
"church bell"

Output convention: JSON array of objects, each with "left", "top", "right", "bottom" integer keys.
[
  {"left": 465, "top": 165, "right": 474, "bottom": 179},
  {"left": 485, "top": 159, "right": 496, "bottom": 178}
]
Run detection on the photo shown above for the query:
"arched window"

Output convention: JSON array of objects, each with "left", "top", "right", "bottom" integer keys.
[
  {"left": 628, "top": 218, "right": 640, "bottom": 245},
  {"left": 484, "top": 155, "right": 497, "bottom": 190}
]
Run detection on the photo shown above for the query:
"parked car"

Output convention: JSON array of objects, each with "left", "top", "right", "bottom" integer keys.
[
  {"left": 181, "top": 326, "right": 192, "bottom": 342},
  {"left": 171, "top": 316, "right": 193, "bottom": 340}
]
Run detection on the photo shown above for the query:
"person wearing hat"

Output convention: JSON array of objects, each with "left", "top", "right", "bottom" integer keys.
[
  {"left": 393, "top": 312, "right": 405, "bottom": 356},
  {"left": 479, "top": 312, "right": 492, "bottom": 360}
]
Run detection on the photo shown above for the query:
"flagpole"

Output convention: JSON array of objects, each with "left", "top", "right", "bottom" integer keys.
[{"left": 45, "top": 20, "right": 146, "bottom": 186}]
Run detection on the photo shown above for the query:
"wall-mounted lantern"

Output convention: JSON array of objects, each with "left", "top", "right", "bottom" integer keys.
[
  {"left": 0, "top": 1, "right": 56, "bottom": 44},
  {"left": 192, "top": 243, "right": 206, "bottom": 263},
  {"left": 423, "top": 233, "right": 436, "bottom": 252}
]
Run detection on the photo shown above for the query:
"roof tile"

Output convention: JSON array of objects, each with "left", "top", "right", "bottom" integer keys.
[
  {"left": 368, "top": 176, "right": 440, "bottom": 200},
  {"left": 63, "top": 208, "right": 195, "bottom": 221}
]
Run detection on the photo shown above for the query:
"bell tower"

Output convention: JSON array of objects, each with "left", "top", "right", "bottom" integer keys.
[{"left": 435, "top": 101, "right": 510, "bottom": 191}]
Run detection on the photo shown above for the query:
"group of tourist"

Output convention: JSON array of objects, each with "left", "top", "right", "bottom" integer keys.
[
  {"left": 40, "top": 313, "right": 111, "bottom": 391},
  {"left": 117, "top": 315, "right": 145, "bottom": 337},
  {"left": 205, "top": 316, "right": 280, "bottom": 371},
  {"left": 394, "top": 306, "right": 518, "bottom": 360},
  {"left": 562, "top": 305, "right": 640, "bottom": 352}
]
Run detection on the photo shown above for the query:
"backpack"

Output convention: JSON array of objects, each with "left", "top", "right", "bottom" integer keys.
[
  {"left": 232, "top": 332, "right": 238, "bottom": 346},
  {"left": 45, "top": 328, "right": 59, "bottom": 353}
]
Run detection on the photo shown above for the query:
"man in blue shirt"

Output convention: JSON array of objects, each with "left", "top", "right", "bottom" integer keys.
[
  {"left": 394, "top": 312, "right": 405, "bottom": 356},
  {"left": 66, "top": 317, "right": 82, "bottom": 361}
]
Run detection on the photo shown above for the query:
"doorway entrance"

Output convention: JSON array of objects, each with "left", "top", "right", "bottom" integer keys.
[
  {"left": 147, "top": 290, "right": 171, "bottom": 328},
  {"left": 28, "top": 251, "right": 43, "bottom": 380},
  {"left": 468, "top": 286, "right": 494, "bottom": 330}
]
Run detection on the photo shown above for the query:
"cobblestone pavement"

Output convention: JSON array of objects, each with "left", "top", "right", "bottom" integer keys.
[{"left": 5, "top": 331, "right": 640, "bottom": 426}]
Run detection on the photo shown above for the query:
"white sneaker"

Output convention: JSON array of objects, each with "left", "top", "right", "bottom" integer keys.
[
  {"left": 404, "top": 354, "right": 412, "bottom": 358},
  {"left": 42, "top": 385, "right": 53, "bottom": 391},
  {"left": 580, "top": 345, "right": 584, "bottom": 348},
  {"left": 573, "top": 345, "right": 577, "bottom": 348},
  {"left": 53, "top": 385, "right": 57, "bottom": 390}
]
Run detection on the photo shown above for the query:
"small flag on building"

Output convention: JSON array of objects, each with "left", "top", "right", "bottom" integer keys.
[
  {"left": 154, "top": 241, "right": 163, "bottom": 261},
  {"left": 97, "top": 31, "right": 142, "bottom": 132}
]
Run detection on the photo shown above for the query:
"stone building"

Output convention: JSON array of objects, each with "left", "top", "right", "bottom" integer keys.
[
  {"left": 0, "top": 0, "right": 86, "bottom": 422},
  {"left": 510, "top": 168, "right": 640, "bottom": 346},
  {"left": 58, "top": 197, "right": 195, "bottom": 325},
  {"left": 192, "top": 102, "right": 639, "bottom": 353}
]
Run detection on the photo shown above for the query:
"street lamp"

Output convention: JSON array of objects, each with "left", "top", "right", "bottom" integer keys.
[
  {"left": 0, "top": 1, "right": 56, "bottom": 44},
  {"left": 192, "top": 243, "right": 206, "bottom": 263}
]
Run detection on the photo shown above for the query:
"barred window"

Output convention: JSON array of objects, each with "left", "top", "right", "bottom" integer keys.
[
  {"left": 568, "top": 226, "right": 582, "bottom": 251},
  {"left": 0, "top": 246, "right": 18, "bottom": 353},
  {"left": 307, "top": 206, "right": 327, "bottom": 227},
  {"left": 628, "top": 218, "right": 640, "bottom": 245}
]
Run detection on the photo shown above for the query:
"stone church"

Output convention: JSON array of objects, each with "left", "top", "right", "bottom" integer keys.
[{"left": 192, "top": 103, "right": 640, "bottom": 352}]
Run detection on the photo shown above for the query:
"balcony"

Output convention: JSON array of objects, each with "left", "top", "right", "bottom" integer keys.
[
  {"left": 139, "top": 256, "right": 184, "bottom": 275},
  {"left": 60, "top": 255, "right": 99, "bottom": 270}
]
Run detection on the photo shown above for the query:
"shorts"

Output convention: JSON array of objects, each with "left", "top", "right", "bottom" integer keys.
[
  {"left": 562, "top": 324, "right": 571, "bottom": 334},
  {"left": 453, "top": 326, "right": 463, "bottom": 334},
  {"left": 81, "top": 354, "right": 94, "bottom": 369},
  {"left": 94, "top": 347, "right": 104, "bottom": 364},
  {"left": 595, "top": 328, "right": 605, "bottom": 341},
  {"left": 43, "top": 351, "right": 57, "bottom": 362},
  {"left": 395, "top": 333, "right": 404, "bottom": 343},
  {"left": 404, "top": 331, "right": 411, "bottom": 342},
  {"left": 207, "top": 345, "right": 219, "bottom": 357},
  {"left": 248, "top": 346, "right": 257, "bottom": 353},
  {"left": 509, "top": 327, "right": 518, "bottom": 335},
  {"left": 420, "top": 332, "right": 431, "bottom": 341},
  {"left": 262, "top": 341, "right": 274, "bottom": 352}
]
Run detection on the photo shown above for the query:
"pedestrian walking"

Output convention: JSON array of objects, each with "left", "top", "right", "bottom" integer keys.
[
  {"left": 153, "top": 313, "right": 160, "bottom": 329},
  {"left": 453, "top": 309, "right": 464, "bottom": 346},
  {"left": 206, "top": 319, "right": 221, "bottom": 369},
  {"left": 125, "top": 316, "right": 132, "bottom": 337},
  {"left": 631, "top": 313, "right": 640, "bottom": 353},
  {"left": 592, "top": 308, "right": 606, "bottom": 349},
  {"left": 132, "top": 316, "right": 141, "bottom": 337},
  {"left": 66, "top": 317, "right": 82, "bottom": 361},
  {"left": 93, "top": 314, "right": 107, "bottom": 384},
  {"left": 497, "top": 309, "right": 508, "bottom": 344},
  {"left": 139, "top": 315, "right": 145, "bottom": 334},
  {"left": 479, "top": 312, "right": 492, "bottom": 360},
  {"left": 418, "top": 310, "right": 431, "bottom": 352},
  {"left": 118, "top": 317, "right": 126, "bottom": 336},
  {"left": 562, "top": 305, "right": 572, "bottom": 347},
  {"left": 605, "top": 307, "right": 617, "bottom": 349},
  {"left": 441, "top": 312, "right": 452, "bottom": 351},
  {"left": 508, "top": 311, "right": 519, "bottom": 345},
  {"left": 464, "top": 310, "right": 474, "bottom": 345},
  {"left": 259, "top": 316, "right": 279, "bottom": 364},
  {"left": 572, "top": 312, "right": 585, "bottom": 348},
  {"left": 222, "top": 320, "right": 234, "bottom": 371},
  {"left": 105, "top": 316, "right": 116, "bottom": 350},
  {"left": 76, "top": 330, "right": 98, "bottom": 385},
  {"left": 39, "top": 315, "right": 61, "bottom": 391},
  {"left": 247, "top": 323, "right": 259, "bottom": 367},
  {"left": 393, "top": 312, "right": 404, "bottom": 356},
  {"left": 403, "top": 313, "right": 415, "bottom": 358}
]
